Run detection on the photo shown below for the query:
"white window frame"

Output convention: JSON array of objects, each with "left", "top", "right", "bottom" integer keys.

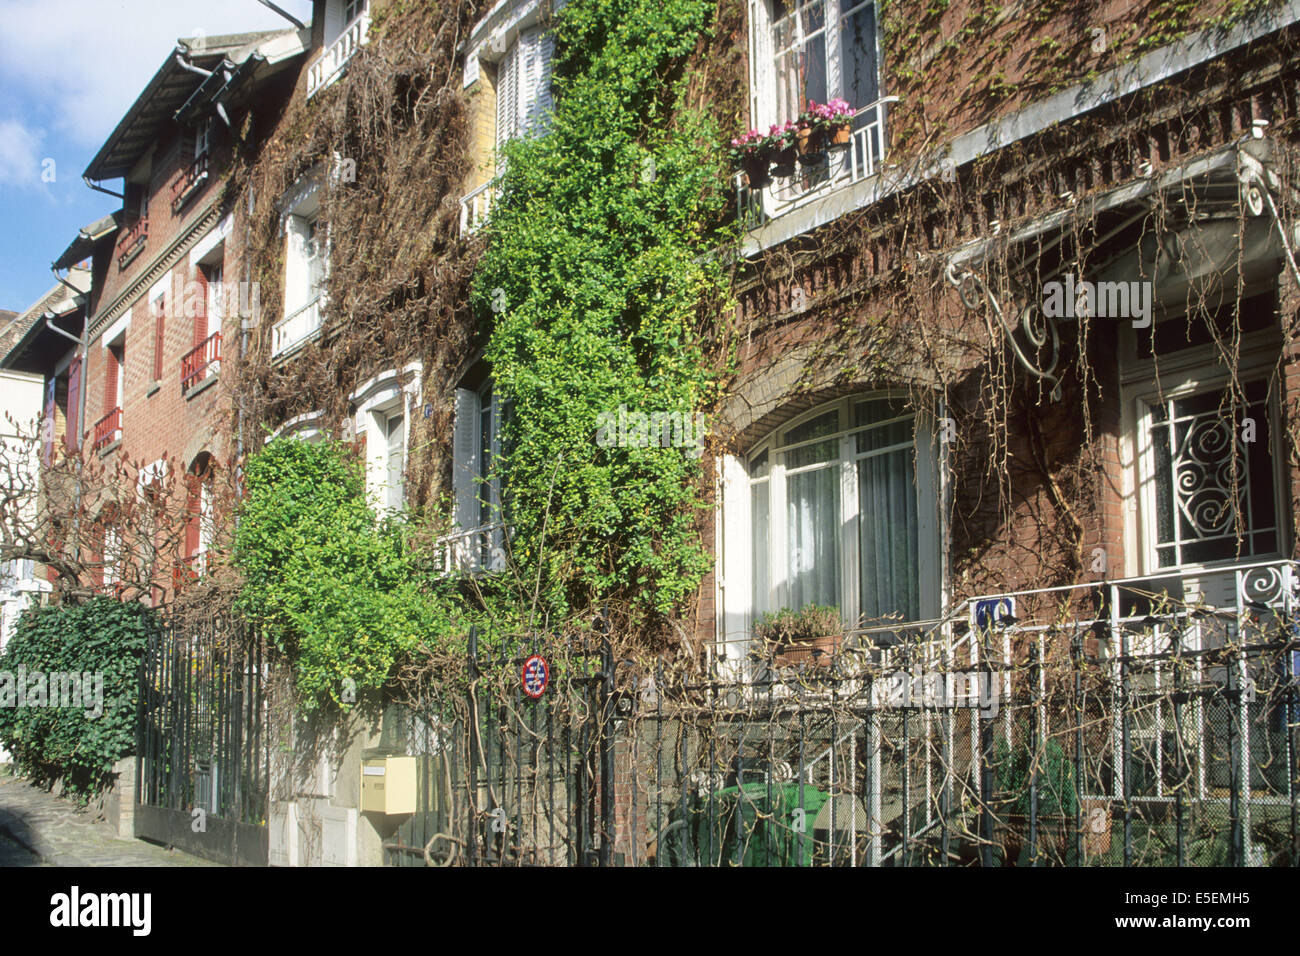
[
  {"left": 275, "top": 176, "right": 327, "bottom": 358},
  {"left": 746, "top": 0, "right": 886, "bottom": 219},
  {"left": 1121, "top": 324, "right": 1285, "bottom": 579},
  {"left": 493, "top": 26, "right": 556, "bottom": 172},
  {"left": 718, "top": 393, "right": 943, "bottom": 678},
  {"left": 352, "top": 364, "right": 422, "bottom": 514},
  {"left": 451, "top": 377, "right": 506, "bottom": 572}
]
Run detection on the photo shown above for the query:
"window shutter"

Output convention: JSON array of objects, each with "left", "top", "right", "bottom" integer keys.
[
  {"left": 154, "top": 297, "right": 166, "bottom": 381},
  {"left": 495, "top": 41, "right": 520, "bottom": 165},
  {"left": 323, "top": 0, "right": 344, "bottom": 45},
  {"left": 520, "top": 29, "right": 555, "bottom": 136},
  {"left": 453, "top": 388, "right": 480, "bottom": 531},
  {"left": 386, "top": 413, "right": 405, "bottom": 511},
  {"left": 64, "top": 358, "right": 81, "bottom": 452},
  {"left": 104, "top": 347, "right": 119, "bottom": 410},
  {"left": 193, "top": 268, "right": 209, "bottom": 346}
]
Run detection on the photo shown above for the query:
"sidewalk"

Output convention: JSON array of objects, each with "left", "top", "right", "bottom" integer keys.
[{"left": 0, "top": 769, "right": 218, "bottom": 867}]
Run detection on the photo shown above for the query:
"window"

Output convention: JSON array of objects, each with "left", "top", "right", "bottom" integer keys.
[
  {"left": 748, "top": 0, "right": 887, "bottom": 218},
  {"left": 721, "top": 395, "right": 942, "bottom": 667},
  {"left": 351, "top": 365, "right": 420, "bottom": 513},
  {"left": 769, "top": 0, "right": 878, "bottom": 130},
  {"left": 451, "top": 376, "right": 505, "bottom": 571},
  {"left": 383, "top": 410, "right": 406, "bottom": 512},
  {"left": 275, "top": 179, "right": 326, "bottom": 357},
  {"left": 1136, "top": 381, "right": 1280, "bottom": 569},
  {"left": 345, "top": 0, "right": 367, "bottom": 25},
  {"left": 1122, "top": 290, "right": 1286, "bottom": 578},
  {"left": 195, "top": 117, "right": 212, "bottom": 159},
  {"left": 495, "top": 27, "right": 555, "bottom": 169},
  {"left": 185, "top": 454, "right": 216, "bottom": 577}
]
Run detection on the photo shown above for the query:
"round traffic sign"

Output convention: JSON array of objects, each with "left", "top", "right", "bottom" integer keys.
[{"left": 521, "top": 654, "right": 550, "bottom": 699}]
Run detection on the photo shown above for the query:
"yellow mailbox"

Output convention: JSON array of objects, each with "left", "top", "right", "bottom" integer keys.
[{"left": 360, "top": 756, "right": 416, "bottom": 814}]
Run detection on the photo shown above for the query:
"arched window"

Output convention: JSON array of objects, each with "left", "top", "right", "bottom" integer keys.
[
  {"left": 185, "top": 452, "right": 216, "bottom": 577},
  {"left": 720, "top": 393, "right": 943, "bottom": 666}
]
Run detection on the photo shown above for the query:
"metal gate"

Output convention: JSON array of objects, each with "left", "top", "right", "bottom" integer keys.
[
  {"left": 385, "top": 628, "right": 618, "bottom": 866},
  {"left": 135, "top": 616, "right": 270, "bottom": 865}
]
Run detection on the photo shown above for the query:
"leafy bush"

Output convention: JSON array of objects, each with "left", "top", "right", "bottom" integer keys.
[
  {"left": 0, "top": 598, "right": 153, "bottom": 800},
  {"left": 234, "top": 437, "right": 463, "bottom": 710}
]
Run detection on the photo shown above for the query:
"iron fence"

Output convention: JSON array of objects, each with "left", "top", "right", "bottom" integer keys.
[{"left": 135, "top": 615, "right": 270, "bottom": 865}]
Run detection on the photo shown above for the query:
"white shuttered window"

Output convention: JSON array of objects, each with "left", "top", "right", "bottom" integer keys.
[{"left": 495, "top": 27, "right": 555, "bottom": 169}]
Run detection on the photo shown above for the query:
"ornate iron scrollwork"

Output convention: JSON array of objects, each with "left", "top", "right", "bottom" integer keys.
[{"left": 946, "top": 263, "right": 1063, "bottom": 401}]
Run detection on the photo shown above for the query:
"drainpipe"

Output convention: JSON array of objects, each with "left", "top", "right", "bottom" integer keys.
[
  {"left": 82, "top": 177, "right": 123, "bottom": 200},
  {"left": 47, "top": 267, "right": 92, "bottom": 594}
]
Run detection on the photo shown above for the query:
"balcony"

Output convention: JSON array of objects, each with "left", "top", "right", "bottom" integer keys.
[
  {"left": 307, "top": 12, "right": 370, "bottom": 98},
  {"left": 435, "top": 523, "right": 506, "bottom": 577},
  {"left": 271, "top": 297, "right": 322, "bottom": 358},
  {"left": 116, "top": 218, "right": 148, "bottom": 270},
  {"left": 459, "top": 181, "right": 497, "bottom": 236},
  {"left": 181, "top": 332, "right": 221, "bottom": 394},
  {"left": 92, "top": 407, "right": 122, "bottom": 452},
  {"left": 736, "top": 96, "right": 899, "bottom": 228},
  {"left": 171, "top": 152, "right": 210, "bottom": 214}
]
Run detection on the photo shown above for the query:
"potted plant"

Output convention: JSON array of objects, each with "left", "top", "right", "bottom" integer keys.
[
  {"left": 754, "top": 605, "right": 843, "bottom": 668},
  {"left": 796, "top": 107, "right": 826, "bottom": 163},
  {"left": 824, "top": 98, "right": 854, "bottom": 147},
  {"left": 768, "top": 121, "right": 798, "bottom": 177},
  {"left": 729, "top": 129, "right": 772, "bottom": 189}
]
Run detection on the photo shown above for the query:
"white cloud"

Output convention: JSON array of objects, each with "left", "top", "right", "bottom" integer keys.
[
  {"left": 0, "top": 119, "right": 47, "bottom": 188},
  {"left": 0, "top": 0, "right": 314, "bottom": 148}
]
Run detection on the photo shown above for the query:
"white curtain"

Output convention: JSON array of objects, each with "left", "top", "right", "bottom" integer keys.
[
  {"left": 858, "top": 448, "right": 918, "bottom": 620},
  {"left": 787, "top": 465, "right": 840, "bottom": 610}
]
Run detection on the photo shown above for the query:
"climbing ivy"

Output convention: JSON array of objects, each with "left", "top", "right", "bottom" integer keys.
[
  {"left": 0, "top": 599, "right": 154, "bottom": 801},
  {"left": 233, "top": 438, "right": 465, "bottom": 710},
  {"left": 472, "top": 0, "right": 733, "bottom": 624}
]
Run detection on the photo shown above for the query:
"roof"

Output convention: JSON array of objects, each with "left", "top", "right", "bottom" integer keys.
[
  {"left": 84, "top": 28, "right": 307, "bottom": 182},
  {"left": 0, "top": 268, "right": 92, "bottom": 370},
  {"left": 52, "top": 210, "right": 122, "bottom": 272}
]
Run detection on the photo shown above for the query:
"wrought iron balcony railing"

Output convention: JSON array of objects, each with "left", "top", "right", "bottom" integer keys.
[
  {"left": 92, "top": 407, "right": 122, "bottom": 452},
  {"left": 434, "top": 523, "right": 506, "bottom": 577},
  {"left": 181, "top": 332, "right": 221, "bottom": 393},
  {"left": 171, "top": 152, "right": 210, "bottom": 213},
  {"left": 116, "top": 217, "right": 148, "bottom": 269},
  {"left": 459, "top": 181, "right": 497, "bottom": 236},
  {"left": 735, "top": 96, "right": 899, "bottom": 228}
]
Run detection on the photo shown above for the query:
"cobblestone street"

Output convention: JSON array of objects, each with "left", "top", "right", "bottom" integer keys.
[{"left": 0, "top": 770, "right": 217, "bottom": 867}]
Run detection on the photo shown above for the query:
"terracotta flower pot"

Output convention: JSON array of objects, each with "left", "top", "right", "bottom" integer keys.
[
  {"left": 829, "top": 123, "right": 852, "bottom": 147},
  {"left": 773, "top": 631, "right": 842, "bottom": 668},
  {"left": 742, "top": 154, "right": 772, "bottom": 189},
  {"left": 797, "top": 126, "right": 826, "bottom": 165}
]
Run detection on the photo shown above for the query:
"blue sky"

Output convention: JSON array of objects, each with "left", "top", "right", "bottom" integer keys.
[{"left": 0, "top": 0, "right": 314, "bottom": 313}]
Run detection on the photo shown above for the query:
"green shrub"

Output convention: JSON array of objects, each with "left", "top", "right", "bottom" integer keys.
[
  {"left": 234, "top": 437, "right": 463, "bottom": 710},
  {"left": 0, "top": 598, "right": 154, "bottom": 801}
]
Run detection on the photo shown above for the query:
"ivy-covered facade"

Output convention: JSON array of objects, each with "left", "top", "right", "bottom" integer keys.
[{"left": 7, "top": 0, "right": 1300, "bottom": 865}]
